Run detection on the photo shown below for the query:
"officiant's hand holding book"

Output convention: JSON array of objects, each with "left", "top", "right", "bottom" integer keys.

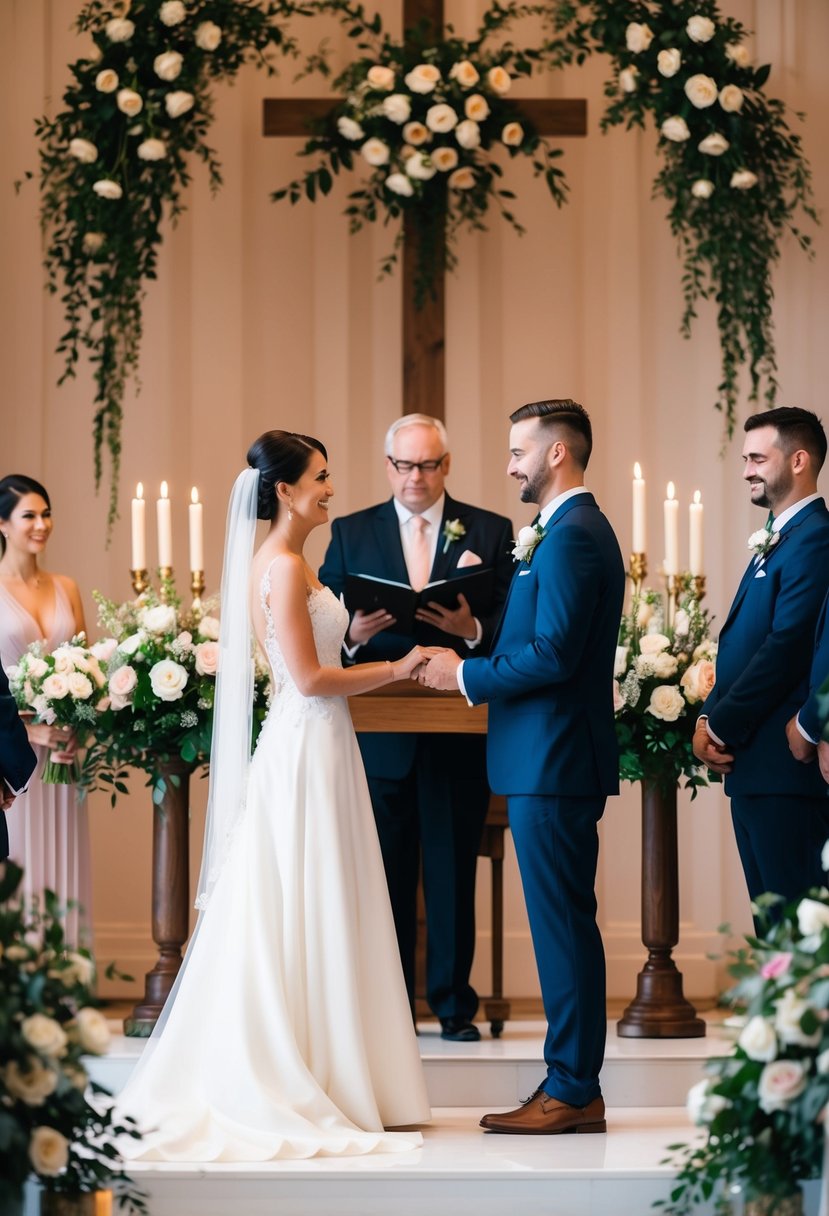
[{"left": 344, "top": 568, "right": 495, "bottom": 638}]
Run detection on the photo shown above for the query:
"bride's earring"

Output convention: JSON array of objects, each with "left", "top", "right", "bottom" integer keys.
[{"left": 287, "top": 501, "right": 294, "bottom": 522}]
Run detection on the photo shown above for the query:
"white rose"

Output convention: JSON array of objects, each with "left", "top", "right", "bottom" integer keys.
[
  {"left": 797, "top": 897, "right": 829, "bottom": 936},
  {"left": 367, "top": 65, "right": 395, "bottom": 91},
  {"left": 738, "top": 1015, "right": 778, "bottom": 1062},
  {"left": 22, "top": 1014, "right": 68, "bottom": 1058},
  {"left": 140, "top": 604, "right": 177, "bottom": 634},
  {"left": 41, "top": 674, "right": 69, "bottom": 700},
  {"left": 149, "top": 659, "right": 189, "bottom": 701},
  {"left": 138, "top": 138, "right": 167, "bottom": 161},
  {"left": 75, "top": 1007, "right": 111, "bottom": 1055},
  {"left": 91, "top": 638, "right": 118, "bottom": 663},
  {"left": 406, "top": 151, "right": 436, "bottom": 181},
  {"left": 405, "top": 64, "right": 441, "bottom": 94},
  {"left": 725, "top": 43, "right": 751, "bottom": 68},
  {"left": 194, "top": 641, "right": 219, "bottom": 676},
  {"left": 69, "top": 138, "right": 98, "bottom": 163},
  {"left": 822, "top": 837, "right": 829, "bottom": 873},
  {"left": 455, "top": 119, "right": 481, "bottom": 150},
  {"left": 692, "top": 179, "right": 715, "bottom": 199},
  {"left": 680, "top": 659, "right": 716, "bottom": 704},
  {"left": 653, "top": 652, "right": 679, "bottom": 679},
  {"left": 686, "top": 1078, "right": 729, "bottom": 1125},
  {"left": 118, "top": 630, "right": 145, "bottom": 656},
  {"left": 818, "top": 1048, "right": 829, "bottom": 1075},
  {"left": 486, "top": 66, "right": 511, "bottom": 95},
  {"left": 687, "top": 15, "right": 716, "bottom": 43},
  {"left": 517, "top": 525, "right": 538, "bottom": 547},
  {"left": 166, "top": 91, "right": 196, "bottom": 118},
  {"left": 731, "top": 169, "right": 758, "bottom": 190},
  {"left": 699, "top": 132, "right": 730, "bottom": 156},
  {"left": 619, "top": 66, "right": 639, "bottom": 93},
  {"left": 67, "top": 672, "right": 93, "bottom": 700},
  {"left": 32, "top": 695, "right": 49, "bottom": 717},
  {"left": 657, "top": 49, "right": 681, "bottom": 78},
  {"left": 27, "top": 657, "right": 49, "bottom": 680},
  {"left": 66, "top": 951, "right": 95, "bottom": 987},
  {"left": 154, "top": 51, "right": 183, "bottom": 82},
  {"left": 116, "top": 88, "right": 143, "bottom": 116},
  {"left": 646, "top": 685, "right": 685, "bottom": 722},
  {"left": 159, "top": 0, "right": 186, "bottom": 26},
  {"left": 361, "top": 137, "right": 390, "bottom": 166},
  {"left": 502, "top": 122, "right": 524, "bottom": 147},
  {"left": 449, "top": 60, "right": 479, "bottom": 89},
  {"left": 385, "top": 172, "right": 414, "bottom": 196},
  {"left": 661, "top": 116, "right": 691, "bottom": 143},
  {"left": 639, "top": 633, "right": 671, "bottom": 655},
  {"left": 82, "top": 231, "right": 105, "bottom": 254},
  {"left": 464, "top": 94, "right": 490, "bottom": 122},
  {"left": 625, "top": 22, "right": 654, "bottom": 53},
  {"left": 95, "top": 69, "right": 119, "bottom": 93},
  {"left": 195, "top": 20, "right": 222, "bottom": 51},
  {"left": 198, "top": 615, "right": 220, "bottom": 641},
  {"left": 106, "top": 18, "right": 135, "bottom": 42},
  {"left": 403, "top": 121, "right": 430, "bottom": 146},
  {"left": 449, "top": 167, "right": 476, "bottom": 191},
  {"left": 108, "top": 664, "right": 138, "bottom": 710},
  {"left": 382, "top": 94, "right": 411, "bottom": 124},
  {"left": 684, "top": 74, "right": 718, "bottom": 109},
  {"left": 613, "top": 679, "right": 625, "bottom": 714},
  {"left": 337, "top": 116, "right": 364, "bottom": 142},
  {"left": 758, "top": 1059, "right": 808, "bottom": 1113},
  {"left": 426, "top": 103, "right": 458, "bottom": 134},
  {"left": 719, "top": 84, "right": 744, "bottom": 112},
  {"left": 614, "top": 646, "right": 629, "bottom": 678},
  {"left": 673, "top": 609, "right": 690, "bottom": 637},
  {"left": 29, "top": 1126, "right": 69, "bottom": 1176},
  {"left": 774, "top": 988, "right": 821, "bottom": 1048},
  {"left": 4, "top": 1058, "right": 58, "bottom": 1105},
  {"left": 52, "top": 650, "right": 74, "bottom": 675},
  {"left": 431, "top": 146, "right": 459, "bottom": 172}
]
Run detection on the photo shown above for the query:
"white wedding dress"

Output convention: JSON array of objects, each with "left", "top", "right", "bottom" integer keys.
[{"left": 118, "top": 572, "right": 430, "bottom": 1161}]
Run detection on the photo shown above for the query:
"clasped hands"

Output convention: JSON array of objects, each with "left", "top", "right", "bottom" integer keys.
[{"left": 395, "top": 646, "right": 462, "bottom": 690}]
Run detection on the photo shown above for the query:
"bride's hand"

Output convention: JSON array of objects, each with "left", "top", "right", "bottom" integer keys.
[{"left": 392, "top": 647, "right": 429, "bottom": 682}]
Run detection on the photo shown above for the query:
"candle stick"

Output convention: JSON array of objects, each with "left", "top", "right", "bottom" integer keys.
[
  {"left": 663, "top": 481, "right": 679, "bottom": 576},
  {"left": 632, "top": 462, "right": 646, "bottom": 554},
  {"left": 157, "top": 481, "right": 173, "bottom": 570},
  {"left": 689, "top": 489, "right": 704, "bottom": 577},
  {"left": 189, "top": 487, "right": 204, "bottom": 574},
  {"left": 131, "top": 483, "right": 146, "bottom": 571}
]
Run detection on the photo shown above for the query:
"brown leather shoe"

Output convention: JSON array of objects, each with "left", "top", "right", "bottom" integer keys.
[{"left": 480, "top": 1091, "right": 606, "bottom": 1135}]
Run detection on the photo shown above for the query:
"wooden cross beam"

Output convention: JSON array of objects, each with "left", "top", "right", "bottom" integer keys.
[{"left": 263, "top": 0, "right": 586, "bottom": 420}]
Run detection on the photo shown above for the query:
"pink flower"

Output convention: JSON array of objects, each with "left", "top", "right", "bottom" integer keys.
[
  {"left": 761, "top": 952, "right": 793, "bottom": 980},
  {"left": 194, "top": 641, "right": 219, "bottom": 677}
]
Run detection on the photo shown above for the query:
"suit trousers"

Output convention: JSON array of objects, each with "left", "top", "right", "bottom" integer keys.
[
  {"left": 731, "top": 794, "right": 829, "bottom": 922},
  {"left": 365, "top": 734, "right": 489, "bottom": 1021},
  {"left": 507, "top": 793, "right": 606, "bottom": 1107}
]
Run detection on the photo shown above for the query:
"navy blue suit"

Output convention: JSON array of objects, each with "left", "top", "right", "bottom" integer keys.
[
  {"left": 320, "top": 494, "right": 514, "bottom": 1019},
  {"left": 799, "top": 588, "right": 829, "bottom": 747},
  {"left": 0, "top": 664, "right": 37, "bottom": 860},
  {"left": 702, "top": 498, "right": 829, "bottom": 906},
  {"left": 462, "top": 492, "right": 625, "bottom": 1106}
]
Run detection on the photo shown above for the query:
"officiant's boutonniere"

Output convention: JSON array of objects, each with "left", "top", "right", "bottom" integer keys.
[
  {"left": 747, "top": 528, "right": 780, "bottom": 559},
  {"left": 442, "top": 518, "right": 466, "bottom": 554},
  {"left": 511, "top": 523, "right": 545, "bottom": 565}
]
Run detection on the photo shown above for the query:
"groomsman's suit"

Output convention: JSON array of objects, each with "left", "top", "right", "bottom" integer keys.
[
  {"left": 461, "top": 489, "right": 625, "bottom": 1109},
  {"left": 320, "top": 491, "right": 513, "bottom": 1024},
  {"left": 702, "top": 497, "right": 829, "bottom": 903},
  {"left": 798, "top": 588, "right": 829, "bottom": 749},
  {"left": 0, "top": 663, "right": 37, "bottom": 859}
]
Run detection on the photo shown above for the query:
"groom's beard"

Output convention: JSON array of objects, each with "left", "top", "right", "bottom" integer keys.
[
  {"left": 747, "top": 465, "right": 793, "bottom": 512},
  {"left": 516, "top": 455, "right": 550, "bottom": 505}
]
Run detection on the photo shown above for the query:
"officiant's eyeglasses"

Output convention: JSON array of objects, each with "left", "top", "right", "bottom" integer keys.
[{"left": 387, "top": 455, "right": 447, "bottom": 474}]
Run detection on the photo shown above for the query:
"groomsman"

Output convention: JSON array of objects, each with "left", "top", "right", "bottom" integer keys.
[
  {"left": 786, "top": 587, "right": 829, "bottom": 785},
  {"left": 320, "top": 414, "right": 514, "bottom": 1040},
  {"left": 693, "top": 407, "right": 829, "bottom": 911},
  {"left": 421, "top": 399, "right": 625, "bottom": 1133},
  {"left": 0, "top": 663, "right": 37, "bottom": 860}
]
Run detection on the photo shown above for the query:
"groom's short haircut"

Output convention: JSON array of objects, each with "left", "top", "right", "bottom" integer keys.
[
  {"left": 510, "top": 399, "right": 593, "bottom": 470},
  {"left": 745, "top": 407, "right": 827, "bottom": 472},
  {"left": 384, "top": 413, "right": 449, "bottom": 456}
]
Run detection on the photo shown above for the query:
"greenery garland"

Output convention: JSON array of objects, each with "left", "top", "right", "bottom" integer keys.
[{"left": 34, "top": 0, "right": 816, "bottom": 524}]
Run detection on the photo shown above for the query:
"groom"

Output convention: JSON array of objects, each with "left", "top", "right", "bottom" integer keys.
[{"left": 421, "top": 399, "right": 624, "bottom": 1133}]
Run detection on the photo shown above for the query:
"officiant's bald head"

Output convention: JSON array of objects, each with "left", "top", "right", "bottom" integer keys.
[{"left": 509, "top": 399, "right": 593, "bottom": 472}]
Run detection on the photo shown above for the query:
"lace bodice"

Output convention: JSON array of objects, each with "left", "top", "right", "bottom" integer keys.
[{"left": 259, "top": 568, "right": 349, "bottom": 723}]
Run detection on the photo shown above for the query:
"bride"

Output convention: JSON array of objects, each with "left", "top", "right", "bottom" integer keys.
[{"left": 118, "top": 431, "right": 431, "bottom": 1161}]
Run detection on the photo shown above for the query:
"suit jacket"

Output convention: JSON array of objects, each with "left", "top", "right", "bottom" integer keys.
[
  {"left": 0, "top": 663, "right": 37, "bottom": 859},
  {"left": 461, "top": 492, "right": 625, "bottom": 798},
  {"left": 799, "top": 587, "right": 829, "bottom": 745},
  {"left": 319, "top": 493, "right": 514, "bottom": 777},
  {"left": 702, "top": 497, "right": 829, "bottom": 797}
]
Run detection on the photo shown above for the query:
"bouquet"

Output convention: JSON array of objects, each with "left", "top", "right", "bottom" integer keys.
[
  {"left": 0, "top": 861, "right": 145, "bottom": 1211},
  {"left": 614, "top": 580, "right": 718, "bottom": 794},
  {"left": 7, "top": 636, "right": 108, "bottom": 785}
]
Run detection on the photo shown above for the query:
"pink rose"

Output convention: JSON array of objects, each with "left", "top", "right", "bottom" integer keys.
[
  {"left": 91, "top": 638, "right": 118, "bottom": 664},
  {"left": 761, "top": 952, "right": 793, "bottom": 980},
  {"left": 194, "top": 641, "right": 219, "bottom": 677},
  {"left": 758, "top": 1059, "right": 808, "bottom": 1113},
  {"left": 108, "top": 665, "right": 137, "bottom": 710}
]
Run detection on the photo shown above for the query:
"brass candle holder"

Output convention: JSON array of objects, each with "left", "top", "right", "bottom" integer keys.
[
  {"left": 157, "top": 566, "right": 174, "bottom": 603},
  {"left": 130, "top": 568, "right": 149, "bottom": 597},
  {"left": 629, "top": 552, "right": 647, "bottom": 597},
  {"left": 691, "top": 574, "right": 706, "bottom": 602},
  {"left": 665, "top": 572, "right": 679, "bottom": 628},
  {"left": 191, "top": 569, "right": 206, "bottom": 618}
]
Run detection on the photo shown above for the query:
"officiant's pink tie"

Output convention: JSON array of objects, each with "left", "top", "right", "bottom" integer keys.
[{"left": 408, "top": 514, "right": 431, "bottom": 592}]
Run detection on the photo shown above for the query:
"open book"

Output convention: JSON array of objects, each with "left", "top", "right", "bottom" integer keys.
[{"left": 343, "top": 568, "right": 495, "bottom": 635}]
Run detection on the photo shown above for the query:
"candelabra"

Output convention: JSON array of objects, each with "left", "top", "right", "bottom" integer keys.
[
  {"left": 130, "top": 569, "right": 149, "bottom": 597},
  {"left": 629, "top": 552, "right": 647, "bottom": 597},
  {"left": 157, "top": 566, "right": 174, "bottom": 603},
  {"left": 665, "top": 572, "right": 679, "bottom": 628},
  {"left": 691, "top": 574, "right": 706, "bottom": 602},
  {"left": 190, "top": 570, "right": 206, "bottom": 618}
]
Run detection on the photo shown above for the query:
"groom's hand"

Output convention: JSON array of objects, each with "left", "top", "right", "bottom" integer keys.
[
  {"left": 785, "top": 714, "right": 817, "bottom": 763},
  {"left": 418, "top": 649, "right": 461, "bottom": 690},
  {"left": 692, "top": 721, "right": 734, "bottom": 774},
  {"left": 415, "top": 593, "right": 477, "bottom": 640},
  {"left": 819, "top": 741, "right": 829, "bottom": 785}
]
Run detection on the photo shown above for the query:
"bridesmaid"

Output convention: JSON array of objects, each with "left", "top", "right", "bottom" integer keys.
[{"left": 0, "top": 474, "right": 92, "bottom": 945}]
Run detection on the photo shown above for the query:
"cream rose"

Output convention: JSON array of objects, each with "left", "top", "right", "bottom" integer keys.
[
  {"left": 149, "top": 659, "right": 189, "bottom": 702},
  {"left": 108, "top": 664, "right": 138, "bottom": 710},
  {"left": 758, "top": 1059, "right": 808, "bottom": 1113},
  {"left": 361, "top": 138, "right": 390, "bottom": 166},
  {"left": 738, "top": 1015, "right": 778, "bottom": 1062},
  {"left": 160, "top": 0, "right": 186, "bottom": 26},
  {"left": 464, "top": 94, "right": 490, "bottom": 122},
  {"left": 138, "top": 138, "right": 167, "bottom": 161},
  {"left": 774, "top": 988, "right": 821, "bottom": 1048},
  {"left": 194, "top": 641, "right": 219, "bottom": 676},
  {"left": 725, "top": 43, "right": 751, "bottom": 68},
  {"left": 426, "top": 103, "right": 458, "bottom": 134},
  {"left": 385, "top": 172, "right": 414, "bottom": 196},
  {"left": 684, "top": 74, "right": 718, "bottom": 108},
  {"left": 140, "top": 604, "right": 177, "bottom": 634},
  {"left": 4, "top": 1058, "right": 58, "bottom": 1105},
  {"left": 431, "top": 146, "right": 459, "bottom": 172},
  {"left": 66, "top": 951, "right": 95, "bottom": 987},
  {"left": 402, "top": 121, "right": 429, "bottom": 147},
  {"left": 116, "top": 88, "right": 143, "bottom": 116},
  {"left": 118, "top": 631, "right": 145, "bottom": 656},
  {"left": 29, "top": 1126, "right": 69, "bottom": 1176},
  {"left": 680, "top": 658, "right": 716, "bottom": 704},
  {"left": 22, "top": 1014, "right": 68, "bottom": 1058},
  {"left": 647, "top": 685, "right": 685, "bottom": 722},
  {"left": 687, "top": 1079, "right": 729, "bottom": 1125},
  {"left": 687, "top": 15, "right": 716, "bottom": 43},
  {"left": 91, "top": 638, "right": 118, "bottom": 663},
  {"left": 614, "top": 646, "right": 629, "bottom": 678},
  {"left": 619, "top": 66, "right": 639, "bottom": 93},
  {"left": 404, "top": 64, "right": 441, "bottom": 94},
  {"left": 406, "top": 151, "right": 437, "bottom": 181},
  {"left": 448, "top": 166, "right": 476, "bottom": 190},
  {"left": 625, "top": 22, "right": 654, "bottom": 53},
  {"left": 699, "top": 133, "right": 730, "bottom": 156},
  {"left": 731, "top": 169, "right": 758, "bottom": 190},
  {"left": 639, "top": 633, "right": 671, "bottom": 655},
  {"left": 367, "top": 65, "right": 395, "bottom": 91},
  {"left": 196, "top": 20, "right": 222, "bottom": 51},
  {"left": 154, "top": 51, "right": 183, "bottom": 82},
  {"left": 657, "top": 48, "right": 681, "bottom": 78},
  {"left": 637, "top": 601, "right": 654, "bottom": 628},
  {"left": 106, "top": 17, "right": 135, "bottom": 42},
  {"left": 198, "top": 616, "right": 220, "bottom": 641},
  {"left": 82, "top": 232, "right": 105, "bottom": 254},
  {"left": 27, "top": 657, "right": 49, "bottom": 681},
  {"left": 166, "top": 91, "right": 196, "bottom": 118},
  {"left": 653, "top": 652, "right": 679, "bottom": 679},
  {"left": 69, "top": 138, "right": 98, "bottom": 164},
  {"left": 502, "top": 122, "right": 524, "bottom": 147},
  {"left": 486, "top": 66, "right": 511, "bottom": 95},
  {"left": 719, "top": 84, "right": 744, "bottom": 112},
  {"left": 95, "top": 69, "right": 119, "bottom": 93},
  {"left": 673, "top": 609, "right": 690, "bottom": 637},
  {"left": 41, "top": 674, "right": 69, "bottom": 700},
  {"left": 661, "top": 116, "right": 691, "bottom": 143},
  {"left": 382, "top": 94, "right": 411, "bottom": 124},
  {"left": 449, "top": 60, "right": 479, "bottom": 89},
  {"left": 67, "top": 672, "right": 93, "bottom": 700},
  {"left": 75, "top": 1007, "right": 111, "bottom": 1054},
  {"left": 455, "top": 119, "right": 481, "bottom": 150},
  {"left": 797, "top": 897, "right": 829, "bottom": 936},
  {"left": 691, "top": 179, "right": 715, "bottom": 199},
  {"left": 337, "top": 116, "right": 364, "bottom": 142}
]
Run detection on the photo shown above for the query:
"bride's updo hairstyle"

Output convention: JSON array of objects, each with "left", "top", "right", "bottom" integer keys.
[
  {"left": 0, "top": 474, "right": 52, "bottom": 556},
  {"left": 246, "top": 431, "right": 328, "bottom": 521}
]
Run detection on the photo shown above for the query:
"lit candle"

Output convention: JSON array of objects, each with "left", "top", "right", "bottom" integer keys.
[
  {"left": 157, "top": 481, "right": 173, "bottom": 569},
  {"left": 689, "top": 490, "right": 704, "bottom": 576},
  {"left": 131, "top": 483, "right": 146, "bottom": 570},
  {"left": 632, "top": 462, "right": 646, "bottom": 553},
  {"left": 664, "top": 481, "right": 679, "bottom": 575},
  {"left": 189, "top": 487, "right": 204, "bottom": 573}
]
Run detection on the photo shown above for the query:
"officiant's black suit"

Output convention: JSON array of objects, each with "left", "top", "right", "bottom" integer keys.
[
  {"left": 0, "top": 663, "right": 37, "bottom": 859},
  {"left": 320, "top": 494, "right": 513, "bottom": 1023}
]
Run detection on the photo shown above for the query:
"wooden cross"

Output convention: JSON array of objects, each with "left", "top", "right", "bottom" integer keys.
[{"left": 264, "top": 0, "right": 586, "bottom": 420}]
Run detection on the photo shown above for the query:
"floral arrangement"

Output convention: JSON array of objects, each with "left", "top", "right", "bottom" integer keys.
[
  {"left": 83, "top": 584, "right": 271, "bottom": 804},
  {"left": 659, "top": 864, "right": 829, "bottom": 1214},
  {"left": 0, "top": 861, "right": 145, "bottom": 1212},
  {"left": 614, "top": 580, "right": 717, "bottom": 793},
  {"left": 7, "top": 636, "right": 108, "bottom": 785},
  {"left": 511, "top": 522, "right": 545, "bottom": 565},
  {"left": 272, "top": 0, "right": 569, "bottom": 304}
]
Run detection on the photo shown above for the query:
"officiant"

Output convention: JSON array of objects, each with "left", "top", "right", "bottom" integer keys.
[{"left": 320, "top": 414, "right": 513, "bottom": 1040}]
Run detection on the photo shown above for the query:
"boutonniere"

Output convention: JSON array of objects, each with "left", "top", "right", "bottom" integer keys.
[
  {"left": 747, "top": 528, "right": 780, "bottom": 558},
  {"left": 442, "top": 518, "right": 466, "bottom": 554},
  {"left": 511, "top": 523, "right": 545, "bottom": 564}
]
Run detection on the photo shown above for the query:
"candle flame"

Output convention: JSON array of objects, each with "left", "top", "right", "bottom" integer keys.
[
  {"left": 694, "top": 490, "right": 701, "bottom": 505},
  {"left": 191, "top": 487, "right": 199, "bottom": 505},
  {"left": 136, "top": 482, "right": 143, "bottom": 500},
  {"left": 634, "top": 462, "right": 642, "bottom": 480},
  {"left": 160, "top": 481, "right": 169, "bottom": 499},
  {"left": 667, "top": 481, "right": 676, "bottom": 500}
]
